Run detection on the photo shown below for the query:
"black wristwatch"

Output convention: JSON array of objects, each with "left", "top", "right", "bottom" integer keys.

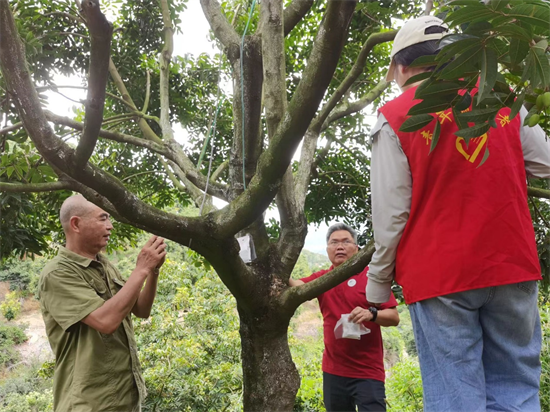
[{"left": 368, "top": 307, "right": 378, "bottom": 322}]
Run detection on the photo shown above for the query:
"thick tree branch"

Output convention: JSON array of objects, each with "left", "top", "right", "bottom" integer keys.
[
  {"left": 321, "top": 80, "right": 389, "bottom": 132},
  {"left": 0, "top": 2, "right": 210, "bottom": 246},
  {"left": 302, "top": 80, "right": 389, "bottom": 196},
  {"left": 279, "top": 241, "right": 375, "bottom": 313},
  {"left": 210, "top": 0, "right": 358, "bottom": 238},
  {"left": 44, "top": 111, "right": 228, "bottom": 201},
  {"left": 36, "top": 85, "right": 137, "bottom": 112},
  {"left": 163, "top": 158, "right": 216, "bottom": 214},
  {"left": 293, "top": 30, "right": 395, "bottom": 210},
  {"left": 107, "top": 54, "right": 228, "bottom": 201},
  {"left": 43, "top": 11, "right": 85, "bottom": 25},
  {"left": 283, "top": 0, "right": 314, "bottom": 36},
  {"left": 211, "top": 160, "right": 228, "bottom": 182},
  {"left": 260, "top": 1, "right": 306, "bottom": 270},
  {"left": 313, "top": 31, "right": 396, "bottom": 133},
  {"left": 142, "top": 70, "right": 151, "bottom": 114},
  {"left": 0, "top": 122, "right": 23, "bottom": 135},
  {"left": 294, "top": 128, "right": 320, "bottom": 209},
  {"left": 0, "top": 181, "right": 72, "bottom": 193},
  {"left": 155, "top": 0, "right": 215, "bottom": 206},
  {"left": 108, "top": 58, "right": 162, "bottom": 144},
  {"left": 45, "top": 110, "right": 167, "bottom": 153},
  {"left": 159, "top": 0, "right": 174, "bottom": 141},
  {"left": 261, "top": 0, "right": 286, "bottom": 139},
  {"left": 425, "top": 0, "right": 434, "bottom": 15},
  {"left": 200, "top": 0, "right": 240, "bottom": 59},
  {"left": 228, "top": 35, "right": 263, "bottom": 199},
  {"left": 276, "top": 169, "right": 307, "bottom": 275},
  {"left": 75, "top": 0, "right": 113, "bottom": 168},
  {"left": 528, "top": 186, "right": 550, "bottom": 200}
]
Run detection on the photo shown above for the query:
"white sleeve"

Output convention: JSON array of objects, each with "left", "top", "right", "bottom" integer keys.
[
  {"left": 367, "top": 113, "right": 412, "bottom": 304},
  {"left": 519, "top": 106, "right": 550, "bottom": 178}
]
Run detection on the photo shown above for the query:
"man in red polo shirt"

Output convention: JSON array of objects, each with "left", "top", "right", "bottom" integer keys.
[{"left": 290, "top": 223, "right": 399, "bottom": 412}]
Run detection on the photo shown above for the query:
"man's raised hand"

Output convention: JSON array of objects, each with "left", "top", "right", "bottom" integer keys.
[{"left": 136, "top": 236, "right": 167, "bottom": 274}]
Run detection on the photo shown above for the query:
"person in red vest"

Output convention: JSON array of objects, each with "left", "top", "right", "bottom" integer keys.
[
  {"left": 290, "top": 223, "right": 399, "bottom": 412},
  {"left": 366, "top": 15, "right": 550, "bottom": 412}
]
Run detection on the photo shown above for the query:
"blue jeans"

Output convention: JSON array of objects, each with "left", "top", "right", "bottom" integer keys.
[{"left": 409, "top": 281, "right": 541, "bottom": 412}]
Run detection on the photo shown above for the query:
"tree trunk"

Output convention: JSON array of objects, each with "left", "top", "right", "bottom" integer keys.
[{"left": 239, "top": 306, "right": 300, "bottom": 412}]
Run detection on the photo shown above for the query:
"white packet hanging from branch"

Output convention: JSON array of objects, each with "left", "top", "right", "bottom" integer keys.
[{"left": 334, "top": 314, "right": 370, "bottom": 340}]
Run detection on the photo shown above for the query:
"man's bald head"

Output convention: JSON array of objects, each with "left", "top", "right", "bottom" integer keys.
[{"left": 60, "top": 195, "right": 94, "bottom": 233}]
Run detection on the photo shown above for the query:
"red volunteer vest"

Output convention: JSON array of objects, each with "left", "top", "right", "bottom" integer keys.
[{"left": 378, "top": 86, "right": 541, "bottom": 304}]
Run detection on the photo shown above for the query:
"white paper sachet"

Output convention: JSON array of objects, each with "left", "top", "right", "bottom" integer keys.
[{"left": 334, "top": 314, "right": 371, "bottom": 340}]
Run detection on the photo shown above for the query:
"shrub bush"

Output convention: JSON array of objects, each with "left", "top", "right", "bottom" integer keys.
[
  {"left": 291, "top": 335, "right": 324, "bottom": 412},
  {"left": 2, "top": 390, "right": 53, "bottom": 412},
  {"left": 385, "top": 358, "right": 423, "bottom": 412},
  {"left": 0, "top": 258, "right": 45, "bottom": 297},
  {"left": 0, "top": 292, "right": 22, "bottom": 321},
  {"left": 0, "top": 323, "right": 28, "bottom": 369},
  {"left": 136, "top": 260, "right": 242, "bottom": 412},
  {"left": 0, "top": 361, "right": 53, "bottom": 411}
]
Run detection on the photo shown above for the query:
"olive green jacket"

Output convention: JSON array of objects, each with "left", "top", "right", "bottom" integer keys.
[{"left": 39, "top": 247, "right": 145, "bottom": 412}]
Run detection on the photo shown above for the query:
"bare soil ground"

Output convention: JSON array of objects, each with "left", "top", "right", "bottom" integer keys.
[
  {"left": 0, "top": 282, "right": 53, "bottom": 363},
  {"left": 292, "top": 299, "right": 323, "bottom": 340},
  {"left": 15, "top": 308, "right": 53, "bottom": 362}
]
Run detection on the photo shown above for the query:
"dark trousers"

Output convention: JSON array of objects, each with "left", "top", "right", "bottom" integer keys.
[{"left": 323, "top": 372, "right": 386, "bottom": 412}]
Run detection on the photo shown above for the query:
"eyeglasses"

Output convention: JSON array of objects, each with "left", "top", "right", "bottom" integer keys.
[{"left": 328, "top": 240, "right": 356, "bottom": 248}]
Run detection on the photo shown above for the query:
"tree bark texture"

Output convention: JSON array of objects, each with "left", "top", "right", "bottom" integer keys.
[{"left": 238, "top": 304, "right": 300, "bottom": 412}]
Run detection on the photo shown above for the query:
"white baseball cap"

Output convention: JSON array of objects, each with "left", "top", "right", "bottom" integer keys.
[{"left": 386, "top": 16, "right": 449, "bottom": 82}]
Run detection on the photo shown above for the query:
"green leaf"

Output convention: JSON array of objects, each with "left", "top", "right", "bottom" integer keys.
[
  {"left": 509, "top": 38, "right": 530, "bottom": 67},
  {"left": 408, "top": 54, "right": 439, "bottom": 68},
  {"left": 415, "top": 81, "right": 463, "bottom": 100},
  {"left": 464, "top": 21, "right": 493, "bottom": 36},
  {"left": 430, "top": 121, "right": 441, "bottom": 154},
  {"left": 523, "top": 44, "right": 550, "bottom": 89},
  {"left": 521, "top": 50, "right": 535, "bottom": 85},
  {"left": 403, "top": 71, "right": 432, "bottom": 87},
  {"left": 445, "top": 4, "right": 500, "bottom": 27},
  {"left": 509, "top": 90, "right": 525, "bottom": 120},
  {"left": 407, "top": 97, "right": 454, "bottom": 116},
  {"left": 508, "top": 3, "right": 550, "bottom": 31},
  {"left": 455, "top": 92, "right": 472, "bottom": 112},
  {"left": 438, "top": 45, "right": 482, "bottom": 80},
  {"left": 456, "top": 107, "right": 499, "bottom": 124},
  {"left": 532, "top": 42, "right": 550, "bottom": 89},
  {"left": 478, "top": 47, "right": 498, "bottom": 103},
  {"left": 436, "top": 36, "right": 480, "bottom": 62},
  {"left": 487, "top": 0, "right": 509, "bottom": 12},
  {"left": 493, "top": 74, "right": 511, "bottom": 94},
  {"left": 455, "top": 122, "right": 491, "bottom": 140},
  {"left": 477, "top": 146, "right": 490, "bottom": 168},
  {"left": 399, "top": 114, "right": 435, "bottom": 133},
  {"left": 490, "top": 15, "right": 516, "bottom": 28},
  {"left": 496, "top": 25, "right": 532, "bottom": 42},
  {"left": 453, "top": 107, "right": 468, "bottom": 131}
]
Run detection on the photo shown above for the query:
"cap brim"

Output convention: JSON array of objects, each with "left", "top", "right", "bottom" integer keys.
[{"left": 386, "top": 60, "right": 396, "bottom": 82}]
